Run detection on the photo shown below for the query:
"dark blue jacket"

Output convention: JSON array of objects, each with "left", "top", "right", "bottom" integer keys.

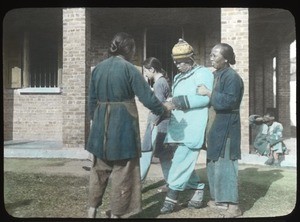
[
  {"left": 207, "top": 67, "right": 244, "bottom": 161},
  {"left": 86, "top": 56, "right": 165, "bottom": 160}
]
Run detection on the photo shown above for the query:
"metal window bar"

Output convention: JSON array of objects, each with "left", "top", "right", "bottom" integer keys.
[
  {"left": 39, "top": 67, "right": 42, "bottom": 87},
  {"left": 44, "top": 66, "right": 47, "bottom": 87},
  {"left": 30, "top": 63, "right": 58, "bottom": 88}
]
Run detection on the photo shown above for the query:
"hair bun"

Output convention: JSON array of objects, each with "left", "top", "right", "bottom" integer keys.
[{"left": 110, "top": 42, "right": 118, "bottom": 52}]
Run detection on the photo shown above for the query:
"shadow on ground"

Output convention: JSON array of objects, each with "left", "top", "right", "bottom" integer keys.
[
  {"left": 238, "top": 167, "right": 284, "bottom": 212},
  {"left": 130, "top": 167, "right": 286, "bottom": 218},
  {"left": 4, "top": 159, "right": 293, "bottom": 219}
]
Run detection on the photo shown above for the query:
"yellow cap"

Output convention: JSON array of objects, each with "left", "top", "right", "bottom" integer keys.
[{"left": 172, "top": 38, "right": 194, "bottom": 60}]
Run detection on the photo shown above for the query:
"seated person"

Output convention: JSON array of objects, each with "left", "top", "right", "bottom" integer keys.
[{"left": 249, "top": 113, "right": 287, "bottom": 167}]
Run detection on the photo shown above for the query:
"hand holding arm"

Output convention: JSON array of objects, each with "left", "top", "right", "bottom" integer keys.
[
  {"left": 163, "top": 101, "right": 176, "bottom": 111},
  {"left": 153, "top": 101, "right": 173, "bottom": 126},
  {"left": 197, "top": 84, "right": 212, "bottom": 98}
]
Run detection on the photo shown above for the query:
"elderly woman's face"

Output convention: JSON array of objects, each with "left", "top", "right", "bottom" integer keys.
[{"left": 210, "top": 46, "right": 227, "bottom": 70}]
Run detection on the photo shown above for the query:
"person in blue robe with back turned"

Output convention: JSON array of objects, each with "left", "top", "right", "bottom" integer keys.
[{"left": 86, "top": 32, "right": 173, "bottom": 218}]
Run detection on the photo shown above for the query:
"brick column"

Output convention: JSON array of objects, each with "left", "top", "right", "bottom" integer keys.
[
  {"left": 84, "top": 8, "right": 92, "bottom": 145},
  {"left": 254, "top": 62, "right": 264, "bottom": 115},
  {"left": 249, "top": 58, "right": 255, "bottom": 116},
  {"left": 276, "top": 42, "right": 291, "bottom": 137},
  {"left": 263, "top": 56, "right": 274, "bottom": 111},
  {"left": 62, "top": 8, "right": 89, "bottom": 148},
  {"left": 221, "top": 8, "right": 249, "bottom": 153}
]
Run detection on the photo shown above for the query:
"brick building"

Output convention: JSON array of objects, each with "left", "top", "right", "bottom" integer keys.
[{"left": 3, "top": 8, "right": 296, "bottom": 155}]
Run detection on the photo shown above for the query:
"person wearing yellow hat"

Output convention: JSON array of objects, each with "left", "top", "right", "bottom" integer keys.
[{"left": 160, "top": 39, "right": 214, "bottom": 214}]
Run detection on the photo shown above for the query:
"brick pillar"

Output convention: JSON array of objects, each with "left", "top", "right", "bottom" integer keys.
[
  {"left": 221, "top": 8, "right": 249, "bottom": 153},
  {"left": 254, "top": 62, "right": 264, "bottom": 115},
  {"left": 249, "top": 58, "right": 255, "bottom": 116},
  {"left": 85, "top": 9, "right": 92, "bottom": 145},
  {"left": 276, "top": 42, "right": 291, "bottom": 137},
  {"left": 62, "top": 8, "right": 88, "bottom": 148},
  {"left": 263, "top": 56, "right": 274, "bottom": 111}
]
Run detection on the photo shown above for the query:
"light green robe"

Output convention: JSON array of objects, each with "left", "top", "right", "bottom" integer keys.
[{"left": 164, "top": 65, "right": 214, "bottom": 149}]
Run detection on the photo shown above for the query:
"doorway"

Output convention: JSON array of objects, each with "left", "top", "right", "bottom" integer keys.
[{"left": 146, "top": 26, "right": 183, "bottom": 85}]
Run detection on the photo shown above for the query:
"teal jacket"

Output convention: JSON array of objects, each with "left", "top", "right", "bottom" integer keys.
[
  {"left": 86, "top": 56, "right": 165, "bottom": 160},
  {"left": 164, "top": 65, "right": 214, "bottom": 149}
]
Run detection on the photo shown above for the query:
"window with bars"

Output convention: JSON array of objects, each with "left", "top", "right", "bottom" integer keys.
[
  {"left": 28, "top": 34, "right": 59, "bottom": 88},
  {"left": 22, "top": 32, "right": 62, "bottom": 89},
  {"left": 3, "top": 8, "right": 62, "bottom": 93}
]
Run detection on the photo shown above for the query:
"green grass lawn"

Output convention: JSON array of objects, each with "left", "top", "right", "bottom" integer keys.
[{"left": 4, "top": 164, "right": 297, "bottom": 219}]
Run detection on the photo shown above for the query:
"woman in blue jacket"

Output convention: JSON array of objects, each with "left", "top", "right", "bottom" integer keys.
[
  {"left": 197, "top": 43, "right": 244, "bottom": 218},
  {"left": 86, "top": 33, "right": 171, "bottom": 218}
]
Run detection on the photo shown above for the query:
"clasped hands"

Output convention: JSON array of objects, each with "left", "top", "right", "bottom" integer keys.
[
  {"left": 163, "top": 99, "right": 176, "bottom": 111},
  {"left": 163, "top": 84, "right": 211, "bottom": 111}
]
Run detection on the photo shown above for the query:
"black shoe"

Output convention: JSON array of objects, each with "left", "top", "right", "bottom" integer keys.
[
  {"left": 160, "top": 201, "right": 175, "bottom": 214},
  {"left": 273, "top": 160, "right": 281, "bottom": 167},
  {"left": 264, "top": 157, "right": 274, "bottom": 165},
  {"left": 82, "top": 166, "right": 91, "bottom": 171},
  {"left": 188, "top": 200, "right": 203, "bottom": 209}
]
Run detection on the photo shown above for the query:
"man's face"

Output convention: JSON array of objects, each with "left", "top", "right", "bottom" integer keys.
[{"left": 174, "top": 60, "right": 192, "bottom": 73}]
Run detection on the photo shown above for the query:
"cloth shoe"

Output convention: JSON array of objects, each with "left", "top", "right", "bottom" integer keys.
[
  {"left": 207, "top": 200, "right": 228, "bottom": 210},
  {"left": 187, "top": 189, "right": 204, "bottom": 209},
  {"left": 220, "top": 204, "right": 242, "bottom": 218},
  {"left": 105, "top": 210, "right": 121, "bottom": 219},
  {"left": 87, "top": 207, "right": 97, "bottom": 218},
  {"left": 110, "top": 214, "right": 120, "bottom": 219},
  {"left": 160, "top": 188, "right": 178, "bottom": 214},
  {"left": 188, "top": 200, "right": 203, "bottom": 209},
  {"left": 160, "top": 199, "right": 176, "bottom": 214},
  {"left": 264, "top": 157, "right": 274, "bottom": 165},
  {"left": 273, "top": 159, "right": 281, "bottom": 167}
]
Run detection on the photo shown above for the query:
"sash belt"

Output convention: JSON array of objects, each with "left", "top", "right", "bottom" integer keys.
[
  {"left": 97, "top": 99, "right": 136, "bottom": 159},
  {"left": 216, "top": 109, "right": 240, "bottom": 114}
]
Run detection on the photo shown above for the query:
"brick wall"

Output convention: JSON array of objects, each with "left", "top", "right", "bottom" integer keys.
[
  {"left": 3, "top": 12, "right": 63, "bottom": 141},
  {"left": 254, "top": 62, "right": 264, "bottom": 115},
  {"left": 276, "top": 42, "right": 291, "bottom": 137},
  {"left": 62, "top": 8, "right": 88, "bottom": 148},
  {"left": 3, "top": 88, "right": 63, "bottom": 141},
  {"left": 263, "top": 57, "right": 275, "bottom": 111},
  {"left": 221, "top": 8, "right": 250, "bottom": 153},
  {"left": 12, "top": 93, "right": 63, "bottom": 140},
  {"left": 3, "top": 89, "right": 13, "bottom": 140}
]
